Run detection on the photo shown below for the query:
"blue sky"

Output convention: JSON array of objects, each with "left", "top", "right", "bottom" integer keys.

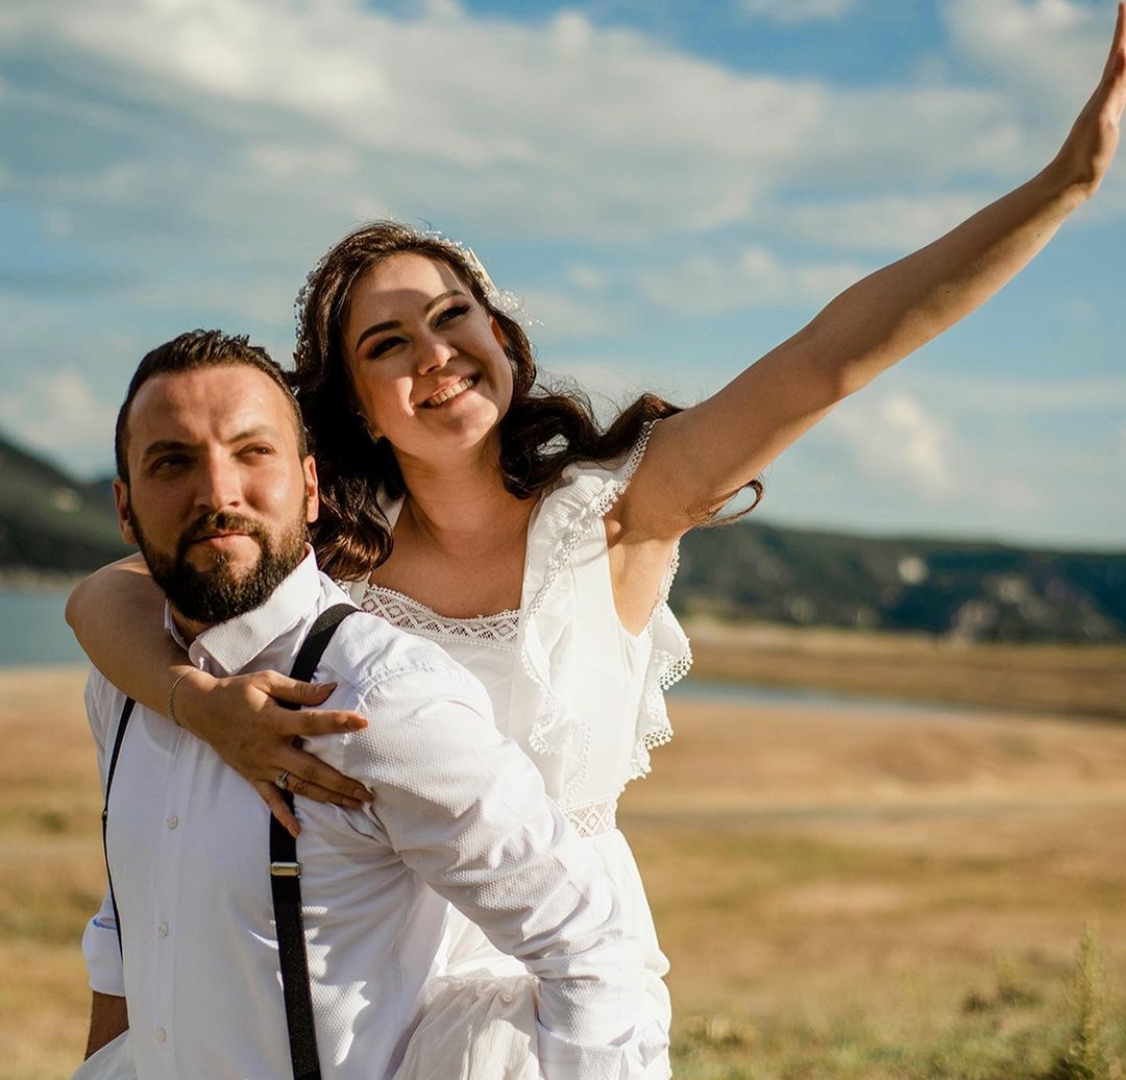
[{"left": 2, "top": 0, "right": 1124, "bottom": 549}]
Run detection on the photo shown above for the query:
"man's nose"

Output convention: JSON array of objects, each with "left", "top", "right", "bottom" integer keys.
[{"left": 194, "top": 456, "right": 243, "bottom": 512}]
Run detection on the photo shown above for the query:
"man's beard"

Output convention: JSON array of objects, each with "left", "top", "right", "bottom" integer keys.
[{"left": 130, "top": 507, "right": 308, "bottom": 625}]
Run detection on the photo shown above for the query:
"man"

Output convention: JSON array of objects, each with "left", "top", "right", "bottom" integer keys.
[{"left": 80, "top": 329, "right": 647, "bottom": 1079}]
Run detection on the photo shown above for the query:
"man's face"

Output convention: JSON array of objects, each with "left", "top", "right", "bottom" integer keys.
[{"left": 114, "top": 364, "right": 319, "bottom": 633}]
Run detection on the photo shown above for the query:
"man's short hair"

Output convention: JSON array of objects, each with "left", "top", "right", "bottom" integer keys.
[{"left": 115, "top": 330, "right": 307, "bottom": 482}]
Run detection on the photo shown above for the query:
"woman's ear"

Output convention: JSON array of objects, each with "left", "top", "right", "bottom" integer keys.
[{"left": 490, "top": 316, "right": 508, "bottom": 351}]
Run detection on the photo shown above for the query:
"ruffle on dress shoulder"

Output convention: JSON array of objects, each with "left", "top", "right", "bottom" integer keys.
[{"left": 515, "top": 422, "right": 691, "bottom": 807}]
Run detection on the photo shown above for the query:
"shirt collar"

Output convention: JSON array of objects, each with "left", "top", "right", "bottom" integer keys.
[{"left": 165, "top": 547, "right": 322, "bottom": 676}]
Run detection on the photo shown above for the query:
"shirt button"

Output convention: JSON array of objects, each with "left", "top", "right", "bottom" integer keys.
[
  {"left": 157, "top": 922, "right": 169, "bottom": 937},
  {"left": 166, "top": 816, "right": 179, "bottom": 830},
  {"left": 155, "top": 1027, "right": 167, "bottom": 1043}
]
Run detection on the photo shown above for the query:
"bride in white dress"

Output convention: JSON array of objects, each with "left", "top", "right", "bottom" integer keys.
[{"left": 69, "top": 11, "right": 1126, "bottom": 1076}]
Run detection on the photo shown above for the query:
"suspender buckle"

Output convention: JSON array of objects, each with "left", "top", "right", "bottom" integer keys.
[{"left": 271, "top": 861, "right": 302, "bottom": 878}]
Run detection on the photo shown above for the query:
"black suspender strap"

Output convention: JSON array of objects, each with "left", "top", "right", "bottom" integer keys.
[
  {"left": 270, "top": 603, "right": 359, "bottom": 1080},
  {"left": 99, "top": 601, "right": 358, "bottom": 1080},
  {"left": 101, "top": 696, "right": 136, "bottom": 958}
]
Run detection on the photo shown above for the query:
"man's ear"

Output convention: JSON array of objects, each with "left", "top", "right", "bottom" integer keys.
[
  {"left": 113, "top": 478, "right": 138, "bottom": 545},
  {"left": 303, "top": 455, "right": 319, "bottom": 524}
]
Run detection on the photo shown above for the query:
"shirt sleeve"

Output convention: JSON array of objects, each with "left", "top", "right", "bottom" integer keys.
[
  {"left": 82, "top": 670, "right": 127, "bottom": 996},
  {"left": 331, "top": 662, "right": 650, "bottom": 1080},
  {"left": 83, "top": 892, "right": 126, "bottom": 996}
]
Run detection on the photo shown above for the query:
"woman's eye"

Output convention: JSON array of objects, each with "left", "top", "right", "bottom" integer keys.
[
  {"left": 368, "top": 336, "right": 405, "bottom": 359},
  {"left": 435, "top": 303, "right": 470, "bottom": 327}
]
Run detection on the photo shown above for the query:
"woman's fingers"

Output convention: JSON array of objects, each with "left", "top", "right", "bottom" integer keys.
[
  {"left": 179, "top": 669, "right": 373, "bottom": 805},
  {"left": 251, "top": 756, "right": 371, "bottom": 836},
  {"left": 255, "top": 781, "right": 301, "bottom": 838},
  {"left": 260, "top": 673, "right": 338, "bottom": 707},
  {"left": 251, "top": 673, "right": 369, "bottom": 734},
  {"left": 275, "top": 743, "right": 373, "bottom": 806}
]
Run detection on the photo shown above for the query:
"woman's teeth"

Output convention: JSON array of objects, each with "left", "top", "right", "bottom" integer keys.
[{"left": 425, "top": 378, "right": 474, "bottom": 407}]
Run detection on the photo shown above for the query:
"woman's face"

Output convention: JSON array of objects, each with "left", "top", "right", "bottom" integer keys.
[{"left": 342, "top": 253, "right": 514, "bottom": 464}]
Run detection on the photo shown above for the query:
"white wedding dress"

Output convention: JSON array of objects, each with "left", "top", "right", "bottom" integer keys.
[{"left": 341, "top": 427, "right": 688, "bottom": 1079}]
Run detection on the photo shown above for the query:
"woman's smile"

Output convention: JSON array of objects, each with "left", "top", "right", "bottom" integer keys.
[{"left": 418, "top": 375, "right": 479, "bottom": 409}]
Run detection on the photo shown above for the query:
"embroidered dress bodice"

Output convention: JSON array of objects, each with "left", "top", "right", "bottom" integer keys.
[{"left": 353, "top": 585, "right": 521, "bottom": 715}]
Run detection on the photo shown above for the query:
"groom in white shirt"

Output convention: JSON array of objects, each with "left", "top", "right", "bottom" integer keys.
[{"left": 80, "top": 329, "right": 646, "bottom": 1079}]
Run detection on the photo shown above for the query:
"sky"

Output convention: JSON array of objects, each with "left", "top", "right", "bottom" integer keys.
[{"left": 2, "top": 0, "right": 1124, "bottom": 550}]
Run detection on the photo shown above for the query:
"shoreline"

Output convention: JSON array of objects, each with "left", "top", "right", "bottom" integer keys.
[
  {"left": 0, "top": 569, "right": 84, "bottom": 591},
  {"left": 3, "top": 607, "right": 1125, "bottom": 720}
]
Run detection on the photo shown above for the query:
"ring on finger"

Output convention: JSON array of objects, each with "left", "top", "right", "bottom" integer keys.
[{"left": 275, "top": 770, "right": 291, "bottom": 791}]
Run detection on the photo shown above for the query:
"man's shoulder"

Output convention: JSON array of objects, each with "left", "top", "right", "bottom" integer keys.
[{"left": 317, "top": 599, "right": 486, "bottom": 707}]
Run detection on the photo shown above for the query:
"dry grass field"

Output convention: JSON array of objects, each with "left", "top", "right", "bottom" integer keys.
[{"left": 4, "top": 629, "right": 1126, "bottom": 1078}]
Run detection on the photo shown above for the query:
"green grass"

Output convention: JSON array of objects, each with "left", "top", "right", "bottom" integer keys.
[{"left": 668, "top": 932, "right": 1125, "bottom": 1080}]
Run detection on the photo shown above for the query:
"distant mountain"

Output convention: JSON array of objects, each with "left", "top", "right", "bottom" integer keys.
[
  {"left": 1, "top": 431, "right": 1123, "bottom": 642},
  {"left": 674, "top": 520, "right": 1126, "bottom": 643},
  {"left": 0, "top": 433, "right": 128, "bottom": 573}
]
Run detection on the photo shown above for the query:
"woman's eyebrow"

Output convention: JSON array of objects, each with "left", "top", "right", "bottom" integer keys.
[
  {"left": 355, "top": 319, "right": 400, "bottom": 352},
  {"left": 354, "top": 290, "right": 467, "bottom": 352}
]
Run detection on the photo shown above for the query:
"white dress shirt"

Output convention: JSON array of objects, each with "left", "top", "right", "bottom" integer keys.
[{"left": 82, "top": 551, "right": 647, "bottom": 1080}]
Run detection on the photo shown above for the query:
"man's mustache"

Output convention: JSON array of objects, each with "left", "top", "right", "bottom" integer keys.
[{"left": 176, "top": 512, "right": 270, "bottom": 559}]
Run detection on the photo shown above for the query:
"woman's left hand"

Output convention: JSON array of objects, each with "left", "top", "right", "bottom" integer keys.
[{"left": 1051, "top": 1, "right": 1126, "bottom": 197}]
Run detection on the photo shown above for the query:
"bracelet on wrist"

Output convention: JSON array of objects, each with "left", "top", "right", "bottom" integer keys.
[{"left": 167, "top": 670, "right": 193, "bottom": 727}]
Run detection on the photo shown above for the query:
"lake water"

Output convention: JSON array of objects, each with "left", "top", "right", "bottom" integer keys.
[{"left": 0, "top": 588, "right": 86, "bottom": 666}]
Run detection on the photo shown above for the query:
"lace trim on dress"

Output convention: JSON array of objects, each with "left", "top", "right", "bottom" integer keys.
[
  {"left": 635, "top": 544, "right": 690, "bottom": 775},
  {"left": 353, "top": 583, "right": 520, "bottom": 651},
  {"left": 564, "top": 799, "right": 618, "bottom": 838},
  {"left": 521, "top": 423, "right": 658, "bottom": 803}
]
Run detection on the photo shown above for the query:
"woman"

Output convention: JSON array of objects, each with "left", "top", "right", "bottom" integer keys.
[{"left": 70, "top": 10, "right": 1126, "bottom": 1077}]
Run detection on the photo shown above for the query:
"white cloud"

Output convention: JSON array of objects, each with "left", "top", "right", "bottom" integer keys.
[
  {"left": 826, "top": 390, "right": 958, "bottom": 496},
  {"left": 514, "top": 288, "right": 617, "bottom": 339},
  {"left": 910, "top": 373, "right": 1126, "bottom": 416},
  {"left": 537, "top": 359, "right": 656, "bottom": 423},
  {"left": 943, "top": 0, "right": 1111, "bottom": 119},
  {"left": 637, "top": 245, "right": 870, "bottom": 314},
  {"left": 0, "top": 368, "right": 118, "bottom": 475},
  {"left": 787, "top": 192, "right": 994, "bottom": 251},
  {"left": 565, "top": 264, "right": 611, "bottom": 292},
  {"left": 741, "top": 0, "right": 859, "bottom": 24}
]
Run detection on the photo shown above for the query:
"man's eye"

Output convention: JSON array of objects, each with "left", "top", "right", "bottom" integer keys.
[{"left": 149, "top": 456, "right": 189, "bottom": 475}]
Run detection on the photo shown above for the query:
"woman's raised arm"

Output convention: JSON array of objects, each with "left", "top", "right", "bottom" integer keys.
[
  {"left": 619, "top": 2, "right": 1126, "bottom": 542},
  {"left": 67, "top": 557, "right": 372, "bottom": 836}
]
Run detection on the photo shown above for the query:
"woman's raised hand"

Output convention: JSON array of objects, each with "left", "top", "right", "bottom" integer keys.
[
  {"left": 176, "top": 668, "right": 373, "bottom": 838},
  {"left": 1053, "top": 2, "right": 1126, "bottom": 197}
]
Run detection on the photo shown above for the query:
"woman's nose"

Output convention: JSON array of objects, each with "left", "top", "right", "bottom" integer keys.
[{"left": 416, "top": 332, "right": 455, "bottom": 373}]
